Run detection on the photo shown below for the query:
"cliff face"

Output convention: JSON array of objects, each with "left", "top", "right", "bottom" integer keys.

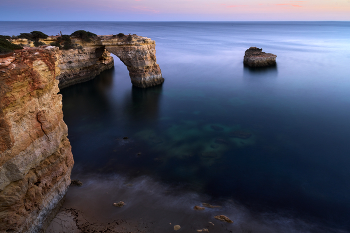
[
  {"left": 10, "top": 35, "right": 163, "bottom": 89},
  {"left": 0, "top": 47, "right": 74, "bottom": 233},
  {"left": 56, "top": 46, "right": 114, "bottom": 89}
]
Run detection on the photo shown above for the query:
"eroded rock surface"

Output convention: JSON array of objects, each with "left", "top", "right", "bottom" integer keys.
[
  {"left": 11, "top": 34, "right": 163, "bottom": 89},
  {"left": 101, "top": 35, "right": 163, "bottom": 88},
  {"left": 243, "top": 47, "right": 277, "bottom": 67},
  {"left": 0, "top": 47, "right": 74, "bottom": 233},
  {"left": 56, "top": 47, "right": 114, "bottom": 89}
]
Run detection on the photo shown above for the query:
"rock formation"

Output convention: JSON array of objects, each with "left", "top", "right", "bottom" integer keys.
[
  {"left": 243, "top": 47, "right": 277, "bottom": 67},
  {"left": 101, "top": 35, "right": 163, "bottom": 88},
  {"left": 0, "top": 47, "right": 74, "bottom": 233},
  {"left": 11, "top": 34, "right": 163, "bottom": 89},
  {"left": 56, "top": 46, "right": 114, "bottom": 89}
]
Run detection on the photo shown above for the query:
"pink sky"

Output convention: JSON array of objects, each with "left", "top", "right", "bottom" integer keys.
[{"left": 1, "top": 0, "right": 350, "bottom": 20}]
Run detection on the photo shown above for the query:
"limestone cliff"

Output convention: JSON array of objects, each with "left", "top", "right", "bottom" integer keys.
[
  {"left": 56, "top": 46, "right": 114, "bottom": 89},
  {"left": 101, "top": 35, "right": 163, "bottom": 88},
  {"left": 11, "top": 34, "right": 163, "bottom": 88},
  {"left": 0, "top": 47, "right": 74, "bottom": 233}
]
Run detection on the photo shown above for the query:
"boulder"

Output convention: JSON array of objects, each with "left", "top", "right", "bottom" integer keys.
[{"left": 244, "top": 47, "right": 277, "bottom": 67}]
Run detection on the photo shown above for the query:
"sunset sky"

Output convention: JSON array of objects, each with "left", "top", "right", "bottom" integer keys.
[{"left": 1, "top": 0, "right": 350, "bottom": 21}]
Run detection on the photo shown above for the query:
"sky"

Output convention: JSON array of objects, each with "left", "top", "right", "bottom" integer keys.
[{"left": 1, "top": 0, "right": 350, "bottom": 21}]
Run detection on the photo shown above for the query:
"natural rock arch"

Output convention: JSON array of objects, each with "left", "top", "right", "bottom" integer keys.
[
  {"left": 101, "top": 35, "right": 163, "bottom": 88},
  {"left": 102, "top": 39, "right": 164, "bottom": 88}
]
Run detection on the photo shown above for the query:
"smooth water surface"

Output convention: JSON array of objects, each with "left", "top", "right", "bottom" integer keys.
[{"left": 2, "top": 21, "right": 350, "bottom": 232}]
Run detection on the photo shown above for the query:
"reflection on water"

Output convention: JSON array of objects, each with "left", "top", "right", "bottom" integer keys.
[
  {"left": 243, "top": 65, "right": 278, "bottom": 79},
  {"left": 123, "top": 85, "right": 163, "bottom": 122}
]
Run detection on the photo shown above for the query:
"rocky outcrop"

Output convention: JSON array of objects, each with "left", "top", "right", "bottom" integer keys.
[
  {"left": 243, "top": 47, "right": 277, "bottom": 67},
  {"left": 101, "top": 35, "right": 163, "bottom": 88},
  {"left": 11, "top": 34, "right": 163, "bottom": 89},
  {"left": 0, "top": 47, "right": 74, "bottom": 233},
  {"left": 56, "top": 47, "right": 114, "bottom": 89}
]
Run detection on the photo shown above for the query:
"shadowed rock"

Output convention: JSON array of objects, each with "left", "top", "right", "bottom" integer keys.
[
  {"left": 214, "top": 215, "right": 233, "bottom": 223},
  {"left": 244, "top": 47, "right": 277, "bottom": 68}
]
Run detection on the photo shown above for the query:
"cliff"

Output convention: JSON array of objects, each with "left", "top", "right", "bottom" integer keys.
[
  {"left": 243, "top": 47, "right": 277, "bottom": 67},
  {"left": 11, "top": 34, "right": 163, "bottom": 89},
  {"left": 0, "top": 47, "right": 74, "bottom": 233},
  {"left": 56, "top": 46, "right": 114, "bottom": 89}
]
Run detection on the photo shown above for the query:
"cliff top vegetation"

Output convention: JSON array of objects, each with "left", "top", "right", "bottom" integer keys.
[
  {"left": 70, "top": 30, "right": 97, "bottom": 42},
  {"left": 0, "top": 37, "right": 23, "bottom": 54}
]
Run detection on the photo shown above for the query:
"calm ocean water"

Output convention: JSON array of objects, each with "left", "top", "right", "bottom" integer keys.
[{"left": 1, "top": 21, "right": 350, "bottom": 232}]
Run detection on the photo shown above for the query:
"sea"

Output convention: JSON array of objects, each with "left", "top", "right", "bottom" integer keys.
[{"left": 1, "top": 21, "right": 350, "bottom": 232}]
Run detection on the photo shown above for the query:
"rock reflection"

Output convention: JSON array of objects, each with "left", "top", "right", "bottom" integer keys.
[
  {"left": 123, "top": 84, "right": 163, "bottom": 122},
  {"left": 243, "top": 65, "right": 278, "bottom": 80},
  {"left": 60, "top": 68, "right": 116, "bottom": 124}
]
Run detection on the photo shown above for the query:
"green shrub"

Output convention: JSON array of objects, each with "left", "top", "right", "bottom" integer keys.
[
  {"left": 61, "top": 35, "right": 71, "bottom": 41},
  {"left": 17, "top": 31, "right": 48, "bottom": 43},
  {"left": 33, "top": 41, "right": 45, "bottom": 47},
  {"left": 18, "top": 33, "right": 33, "bottom": 40},
  {"left": 63, "top": 40, "right": 74, "bottom": 50},
  {"left": 0, "top": 35, "right": 11, "bottom": 40},
  {"left": 117, "top": 33, "right": 125, "bottom": 38},
  {"left": 70, "top": 30, "right": 97, "bottom": 42},
  {"left": 30, "top": 31, "right": 48, "bottom": 40},
  {"left": 0, "top": 38, "right": 23, "bottom": 54},
  {"left": 50, "top": 41, "right": 62, "bottom": 49},
  {"left": 50, "top": 35, "right": 73, "bottom": 50},
  {"left": 126, "top": 34, "right": 133, "bottom": 42}
]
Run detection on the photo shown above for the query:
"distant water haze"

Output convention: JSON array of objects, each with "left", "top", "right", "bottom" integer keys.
[{"left": 2, "top": 22, "right": 350, "bottom": 232}]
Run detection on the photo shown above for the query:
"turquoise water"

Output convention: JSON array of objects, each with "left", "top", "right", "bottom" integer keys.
[{"left": 2, "top": 21, "right": 350, "bottom": 232}]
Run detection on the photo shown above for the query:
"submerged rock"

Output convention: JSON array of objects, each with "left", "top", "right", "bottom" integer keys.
[
  {"left": 202, "top": 203, "right": 221, "bottom": 208},
  {"left": 210, "top": 125, "right": 224, "bottom": 131},
  {"left": 214, "top": 215, "right": 233, "bottom": 223},
  {"left": 214, "top": 138, "right": 229, "bottom": 144},
  {"left": 174, "top": 225, "right": 181, "bottom": 231},
  {"left": 230, "top": 130, "right": 252, "bottom": 139},
  {"left": 113, "top": 201, "right": 125, "bottom": 207},
  {"left": 71, "top": 180, "right": 83, "bottom": 186},
  {"left": 193, "top": 205, "right": 205, "bottom": 210},
  {"left": 197, "top": 228, "right": 209, "bottom": 232},
  {"left": 244, "top": 47, "right": 277, "bottom": 67}
]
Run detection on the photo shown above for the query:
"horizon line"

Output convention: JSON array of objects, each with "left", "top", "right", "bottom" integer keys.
[{"left": 1, "top": 20, "right": 350, "bottom": 22}]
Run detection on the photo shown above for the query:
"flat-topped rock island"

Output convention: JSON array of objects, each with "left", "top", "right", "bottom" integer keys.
[{"left": 243, "top": 47, "right": 277, "bottom": 68}]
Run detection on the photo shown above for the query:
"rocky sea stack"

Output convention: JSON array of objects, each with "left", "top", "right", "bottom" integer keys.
[{"left": 243, "top": 47, "right": 277, "bottom": 68}]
